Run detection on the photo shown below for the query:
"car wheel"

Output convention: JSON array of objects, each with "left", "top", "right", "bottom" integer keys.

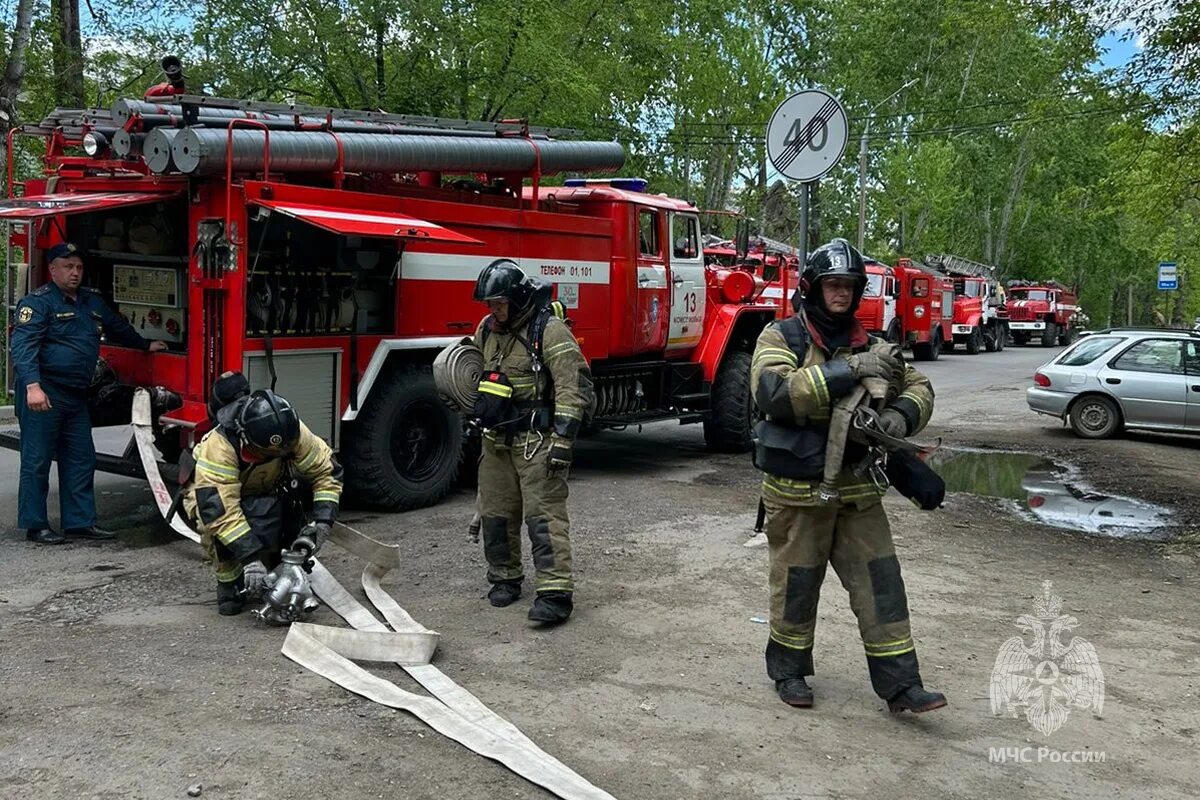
[{"left": 1069, "top": 395, "right": 1121, "bottom": 439}]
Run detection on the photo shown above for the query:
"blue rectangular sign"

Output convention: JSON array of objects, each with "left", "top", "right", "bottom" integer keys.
[{"left": 1158, "top": 261, "right": 1178, "bottom": 291}]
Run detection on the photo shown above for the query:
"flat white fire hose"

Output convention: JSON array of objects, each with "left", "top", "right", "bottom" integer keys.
[{"left": 130, "top": 390, "right": 616, "bottom": 800}]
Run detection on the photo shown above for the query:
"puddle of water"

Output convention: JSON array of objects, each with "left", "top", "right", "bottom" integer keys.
[{"left": 925, "top": 449, "right": 1174, "bottom": 540}]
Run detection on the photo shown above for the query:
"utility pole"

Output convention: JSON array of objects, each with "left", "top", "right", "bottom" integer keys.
[{"left": 857, "top": 78, "right": 917, "bottom": 252}]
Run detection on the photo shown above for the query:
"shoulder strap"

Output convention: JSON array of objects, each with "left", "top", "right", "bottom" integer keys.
[{"left": 777, "top": 315, "right": 810, "bottom": 360}]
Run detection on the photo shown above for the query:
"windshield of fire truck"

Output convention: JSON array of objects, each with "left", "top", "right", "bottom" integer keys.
[
  {"left": 954, "top": 279, "right": 983, "bottom": 298},
  {"left": 1011, "top": 289, "right": 1049, "bottom": 301},
  {"left": 865, "top": 274, "right": 883, "bottom": 297}
]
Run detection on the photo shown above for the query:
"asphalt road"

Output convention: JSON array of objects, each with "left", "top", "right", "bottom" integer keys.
[{"left": 4, "top": 340, "right": 1199, "bottom": 800}]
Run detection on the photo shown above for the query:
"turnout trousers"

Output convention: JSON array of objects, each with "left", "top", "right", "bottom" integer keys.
[
  {"left": 477, "top": 435, "right": 574, "bottom": 593},
  {"left": 16, "top": 381, "right": 96, "bottom": 531},
  {"left": 197, "top": 495, "right": 299, "bottom": 586},
  {"left": 763, "top": 496, "right": 922, "bottom": 700}
]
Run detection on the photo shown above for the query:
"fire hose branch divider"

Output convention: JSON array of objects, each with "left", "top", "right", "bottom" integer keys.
[{"left": 129, "top": 389, "right": 617, "bottom": 800}]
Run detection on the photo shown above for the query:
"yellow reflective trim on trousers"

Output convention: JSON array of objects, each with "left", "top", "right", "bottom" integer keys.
[
  {"left": 196, "top": 458, "right": 239, "bottom": 479},
  {"left": 216, "top": 521, "right": 252, "bottom": 546},
  {"left": 555, "top": 407, "right": 582, "bottom": 420},
  {"left": 537, "top": 580, "right": 574, "bottom": 591},
  {"left": 762, "top": 481, "right": 818, "bottom": 502},
  {"left": 479, "top": 381, "right": 513, "bottom": 398},
  {"left": 865, "top": 637, "right": 915, "bottom": 656},
  {"left": 769, "top": 628, "right": 814, "bottom": 649},
  {"left": 313, "top": 491, "right": 341, "bottom": 503},
  {"left": 865, "top": 645, "right": 916, "bottom": 658}
]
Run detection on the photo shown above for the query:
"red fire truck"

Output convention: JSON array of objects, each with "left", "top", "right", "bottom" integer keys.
[
  {"left": 1004, "top": 280, "right": 1078, "bottom": 347},
  {"left": 855, "top": 257, "right": 953, "bottom": 360},
  {"left": 1, "top": 79, "right": 782, "bottom": 511},
  {"left": 925, "top": 253, "right": 1009, "bottom": 354}
]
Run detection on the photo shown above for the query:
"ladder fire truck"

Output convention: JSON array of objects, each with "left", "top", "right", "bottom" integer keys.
[
  {"left": 1, "top": 63, "right": 782, "bottom": 511},
  {"left": 925, "top": 253, "right": 1009, "bottom": 354}
]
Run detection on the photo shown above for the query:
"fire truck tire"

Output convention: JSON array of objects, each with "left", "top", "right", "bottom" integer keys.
[
  {"left": 1058, "top": 325, "right": 1075, "bottom": 346},
  {"left": 343, "top": 366, "right": 464, "bottom": 510},
  {"left": 886, "top": 321, "right": 902, "bottom": 344},
  {"left": 1068, "top": 394, "right": 1121, "bottom": 439},
  {"left": 704, "top": 350, "right": 754, "bottom": 453},
  {"left": 912, "top": 333, "right": 941, "bottom": 361},
  {"left": 965, "top": 326, "right": 983, "bottom": 355},
  {"left": 1041, "top": 322, "right": 1058, "bottom": 347}
]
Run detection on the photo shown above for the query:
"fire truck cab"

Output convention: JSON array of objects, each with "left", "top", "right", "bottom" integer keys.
[{"left": 1, "top": 91, "right": 779, "bottom": 512}]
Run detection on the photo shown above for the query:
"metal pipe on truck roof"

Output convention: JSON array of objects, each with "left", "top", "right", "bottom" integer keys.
[
  {"left": 116, "top": 99, "right": 501, "bottom": 138},
  {"left": 144, "top": 128, "right": 182, "bottom": 173},
  {"left": 168, "top": 128, "right": 625, "bottom": 176},
  {"left": 112, "top": 129, "right": 145, "bottom": 157}
]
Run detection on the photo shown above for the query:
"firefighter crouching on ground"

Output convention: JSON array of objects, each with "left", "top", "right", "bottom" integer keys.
[
  {"left": 183, "top": 388, "right": 343, "bottom": 616},
  {"left": 750, "top": 238, "right": 947, "bottom": 713},
  {"left": 471, "top": 259, "right": 593, "bottom": 625}
]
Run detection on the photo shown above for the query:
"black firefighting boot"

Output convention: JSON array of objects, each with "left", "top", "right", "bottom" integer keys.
[
  {"left": 887, "top": 685, "right": 948, "bottom": 714},
  {"left": 217, "top": 578, "right": 246, "bottom": 616},
  {"left": 775, "top": 678, "right": 815, "bottom": 708},
  {"left": 487, "top": 580, "right": 523, "bottom": 608},
  {"left": 527, "top": 591, "right": 573, "bottom": 624}
]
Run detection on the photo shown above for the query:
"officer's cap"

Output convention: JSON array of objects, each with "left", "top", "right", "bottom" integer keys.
[{"left": 46, "top": 242, "right": 81, "bottom": 264}]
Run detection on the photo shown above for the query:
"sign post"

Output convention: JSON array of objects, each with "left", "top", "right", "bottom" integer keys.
[{"left": 765, "top": 89, "right": 849, "bottom": 313}]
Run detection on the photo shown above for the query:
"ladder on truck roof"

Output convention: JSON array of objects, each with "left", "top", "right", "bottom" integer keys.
[
  {"left": 173, "top": 95, "right": 581, "bottom": 139},
  {"left": 925, "top": 253, "right": 996, "bottom": 278}
]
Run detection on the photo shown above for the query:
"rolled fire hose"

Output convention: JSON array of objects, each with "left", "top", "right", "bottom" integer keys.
[
  {"left": 817, "top": 344, "right": 904, "bottom": 503},
  {"left": 432, "top": 337, "right": 483, "bottom": 412},
  {"left": 130, "top": 390, "right": 616, "bottom": 800}
]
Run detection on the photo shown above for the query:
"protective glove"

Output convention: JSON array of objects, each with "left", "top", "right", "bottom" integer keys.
[
  {"left": 845, "top": 351, "right": 900, "bottom": 383},
  {"left": 878, "top": 408, "right": 910, "bottom": 439},
  {"left": 293, "top": 522, "right": 332, "bottom": 556},
  {"left": 242, "top": 559, "right": 269, "bottom": 597},
  {"left": 546, "top": 436, "right": 573, "bottom": 478}
]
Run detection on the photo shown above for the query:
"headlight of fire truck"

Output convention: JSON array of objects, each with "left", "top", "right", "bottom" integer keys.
[
  {"left": 914, "top": 305, "right": 926, "bottom": 318},
  {"left": 83, "top": 131, "right": 109, "bottom": 157}
]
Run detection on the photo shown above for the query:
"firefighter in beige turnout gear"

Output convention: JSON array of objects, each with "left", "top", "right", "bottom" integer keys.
[
  {"left": 751, "top": 238, "right": 946, "bottom": 713},
  {"left": 184, "top": 388, "right": 343, "bottom": 617},
  {"left": 471, "top": 260, "right": 593, "bottom": 624}
]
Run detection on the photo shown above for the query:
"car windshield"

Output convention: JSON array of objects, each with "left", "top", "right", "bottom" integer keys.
[
  {"left": 1057, "top": 336, "right": 1125, "bottom": 366},
  {"left": 865, "top": 274, "right": 883, "bottom": 297},
  {"left": 1012, "top": 289, "right": 1049, "bottom": 301}
]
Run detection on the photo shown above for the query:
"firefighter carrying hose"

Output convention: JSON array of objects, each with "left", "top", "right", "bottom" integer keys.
[
  {"left": 750, "top": 238, "right": 946, "bottom": 713},
  {"left": 183, "top": 387, "right": 343, "bottom": 616},
  {"left": 467, "top": 259, "right": 593, "bottom": 625}
]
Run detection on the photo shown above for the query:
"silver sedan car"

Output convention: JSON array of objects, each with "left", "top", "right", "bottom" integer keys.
[{"left": 1027, "top": 328, "right": 1200, "bottom": 438}]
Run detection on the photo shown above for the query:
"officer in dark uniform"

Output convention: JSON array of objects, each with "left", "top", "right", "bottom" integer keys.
[{"left": 10, "top": 243, "right": 167, "bottom": 544}]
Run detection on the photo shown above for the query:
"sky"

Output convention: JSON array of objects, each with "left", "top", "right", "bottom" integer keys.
[{"left": 1095, "top": 29, "right": 1141, "bottom": 71}]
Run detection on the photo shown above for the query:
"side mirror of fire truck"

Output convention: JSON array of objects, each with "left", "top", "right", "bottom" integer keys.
[{"left": 735, "top": 219, "right": 751, "bottom": 262}]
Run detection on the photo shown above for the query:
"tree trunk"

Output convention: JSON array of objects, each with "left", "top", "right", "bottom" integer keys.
[
  {"left": 54, "top": 0, "right": 86, "bottom": 107},
  {"left": 1, "top": 0, "right": 35, "bottom": 126},
  {"left": 375, "top": 20, "right": 386, "bottom": 108}
]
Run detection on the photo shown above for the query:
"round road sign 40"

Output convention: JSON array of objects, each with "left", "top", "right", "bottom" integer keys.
[{"left": 766, "top": 89, "right": 850, "bottom": 182}]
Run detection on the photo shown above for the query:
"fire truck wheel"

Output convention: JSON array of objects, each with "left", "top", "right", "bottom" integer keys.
[
  {"left": 1058, "top": 326, "right": 1075, "bottom": 346},
  {"left": 343, "top": 365, "right": 464, "bottom": 510},
  {"left": 886, "top": 321, "right": 902, "bottom": 344},
  {"left": 1041, "top": 321, "right": 1058, "bottom": 347},
  {"left": 1069, "top": 395, "right": 1121, "bottom": 439},
  {"left": 965, "top": 326, "right": 983, "bottom": 355},
  {"left": 912, "top": 333, "right": 941, "bottom": 361},
  {"left": 704, "top": 350, "right": 754, "bottom": 453}
]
